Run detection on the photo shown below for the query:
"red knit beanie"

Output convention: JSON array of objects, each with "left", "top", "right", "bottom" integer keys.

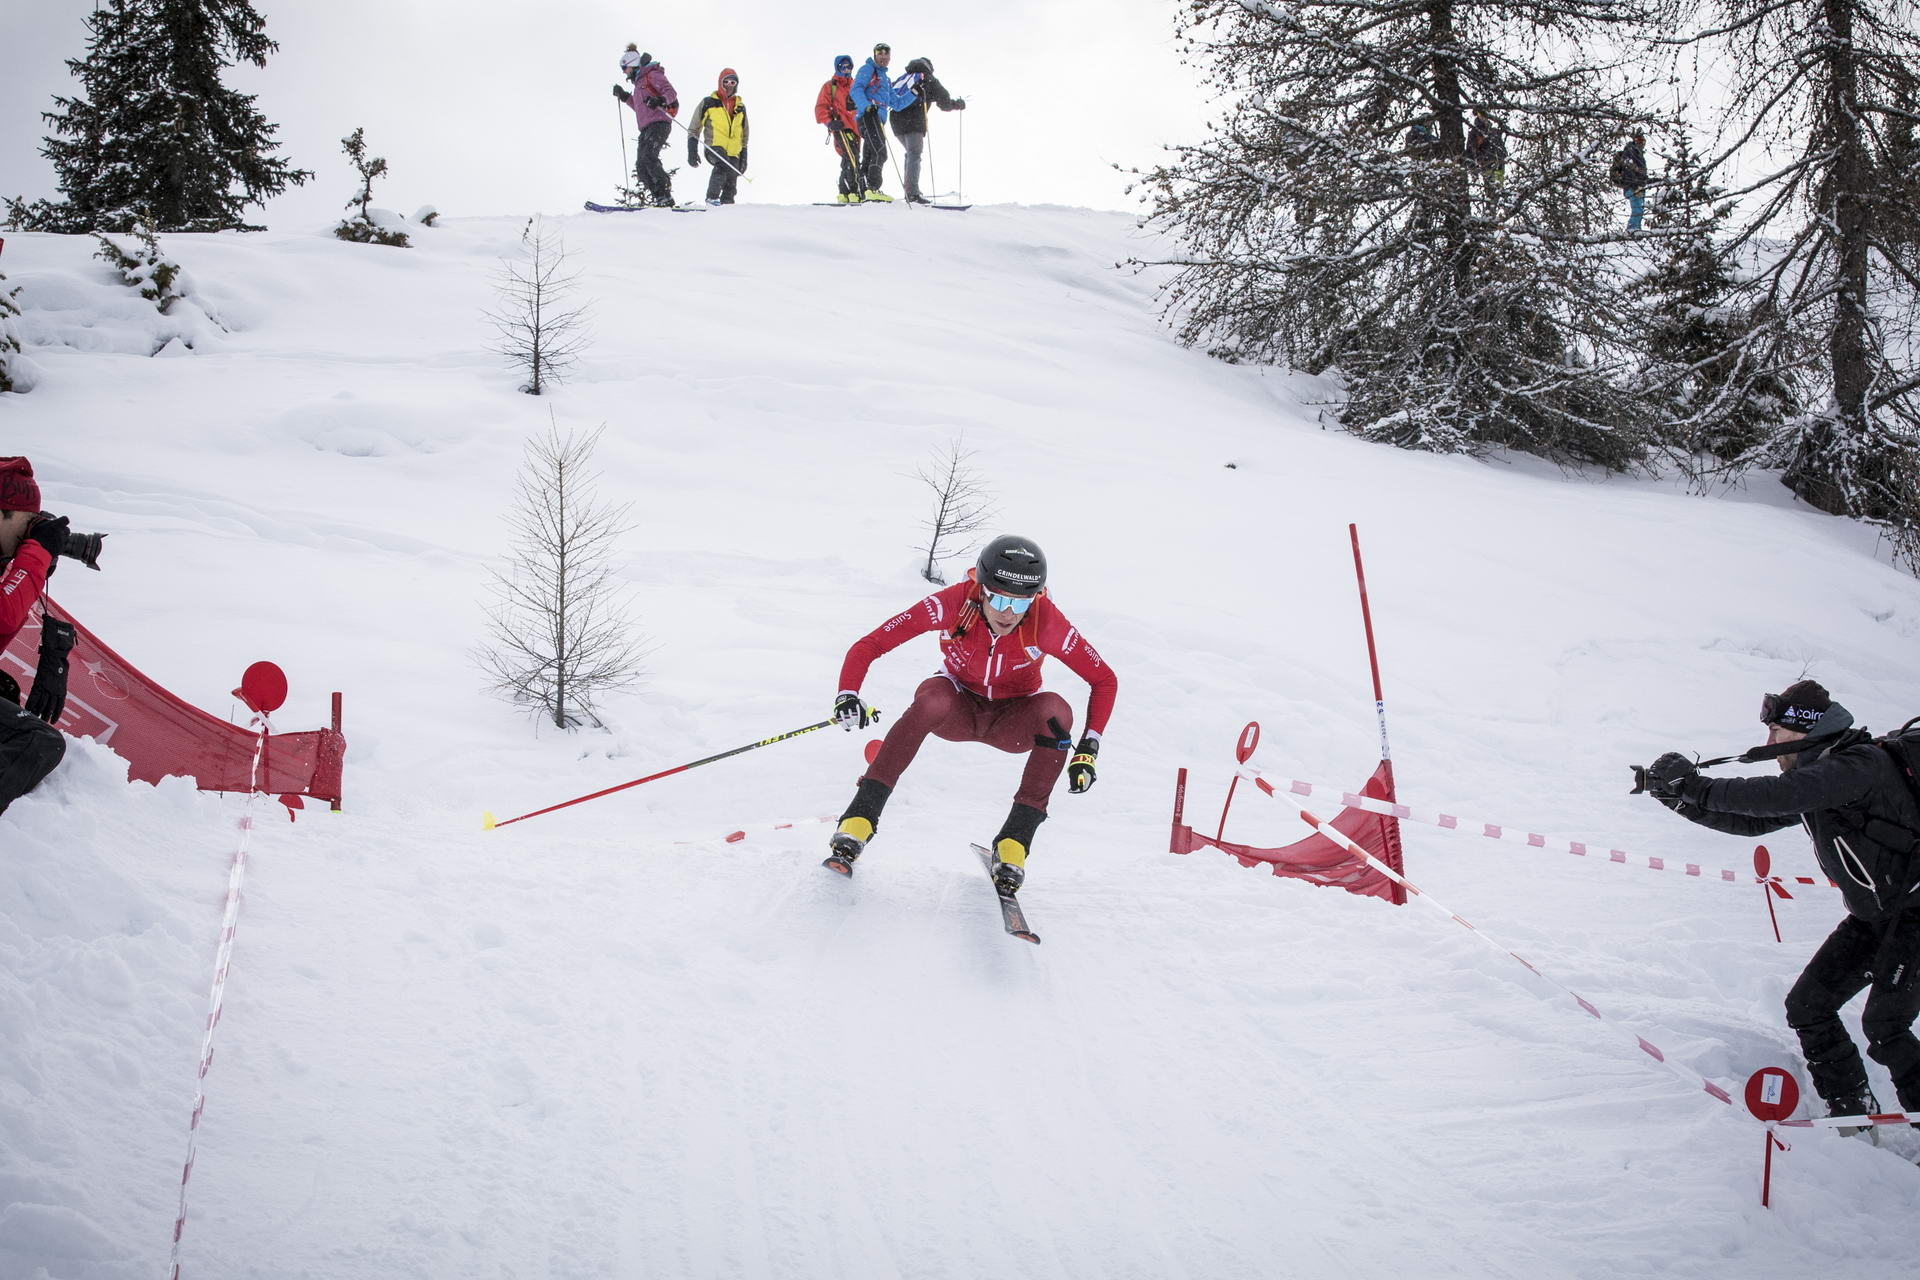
[{"left": 0, "top": 457, "right": 40, "bottom": 513}]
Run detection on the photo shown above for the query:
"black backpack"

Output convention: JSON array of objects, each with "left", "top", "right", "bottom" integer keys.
[
  {"left": 1878, "top": 717, "right": 1920, "bottom": 813},
  {"left": 1608, "top": 148, "right": 1632, "bottom": 187}
]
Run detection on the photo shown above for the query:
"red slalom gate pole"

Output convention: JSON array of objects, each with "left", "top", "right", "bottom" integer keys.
[
  {"left": 482, "top": 711, "right": 879, "bottom": 831},
  {"left": 1350, "top": 524, "right": 1407, "bottom": 904}
]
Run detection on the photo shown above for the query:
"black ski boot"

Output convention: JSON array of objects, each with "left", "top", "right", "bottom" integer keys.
[
  {"left": 824, "top": 778, "right": 891, "bottom": 877},
  {"left": 989, "top": 802, "right": 1046, "bottom": 897},
  {"left": 1828, "top": 1086, "right": 1883, "bottom": 1139}
]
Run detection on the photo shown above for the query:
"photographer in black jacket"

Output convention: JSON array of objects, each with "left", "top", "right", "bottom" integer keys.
[{"left": 1644, "top": 680, "right": 1920, "bottom": 1128}]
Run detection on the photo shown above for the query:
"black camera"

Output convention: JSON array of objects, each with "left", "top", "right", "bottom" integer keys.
[{"left": 35, "top": 511, "right": 106, "bottom": 571}]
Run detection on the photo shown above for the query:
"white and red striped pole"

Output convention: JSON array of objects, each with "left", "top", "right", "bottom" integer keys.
[
  {"left": 169, "top": 662, "right": 285, "bottom": 1278},
  {"left": 1349, "top": 524, "right": 1407, "bottom": 903}
]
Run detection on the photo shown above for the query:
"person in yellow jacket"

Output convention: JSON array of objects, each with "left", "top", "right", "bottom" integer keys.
[{"left": 688, "top": 68, "right": 749, "bottom": 206}]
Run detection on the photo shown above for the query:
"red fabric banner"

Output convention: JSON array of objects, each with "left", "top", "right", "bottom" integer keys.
[
  {"left": 0, "top": 597, "right": 344, "bottom": 805},
  {"left": 1172, "top": 761, "right": 1400, "bottom": 901}
]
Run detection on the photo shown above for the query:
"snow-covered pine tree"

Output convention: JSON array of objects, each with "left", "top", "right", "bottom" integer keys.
[
  {"left": 94, "top": 222, "right": 187, "bottom": 314},
  {"left": 23, "top": 0, "right": 309, "bottom": 233},
  {"left": 1674, "top": 0, "right": 1920, "bottom": 566},
  {"left": 1134, "top": 0, "right": 1658, "bottom": 468},
  {"left": 0, "top": 271, "right": 33, "bottom": 394},
  {"left": 1628, "top": 125, "right": 1801, "bottom": 476},
  {"left": 332, "top": 128, "right": 410, "bottom": 247}
]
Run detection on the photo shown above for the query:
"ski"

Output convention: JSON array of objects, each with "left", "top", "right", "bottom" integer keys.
[
  {"left": 972, "top": 843, "right": 1040, "bottom": 944},
  {"left": 928, "top": 204, "right": 972, "bottom": 212},
  {"left": 583, "top": 201, "right": 706, "bottom": 214},
  {"left": 822, "top": 851, "right": 855, "bottom": 877}
]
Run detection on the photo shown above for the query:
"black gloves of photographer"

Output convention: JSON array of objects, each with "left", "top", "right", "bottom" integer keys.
[
  {"left": 1635, "top": 750, "right": 1706, "bottom": 803},
  {"left": 29, "top": 514, "right": 68, "bottom": 563},
  {"left": 24, "top": 617, "right": 75, "bottom": 726}
]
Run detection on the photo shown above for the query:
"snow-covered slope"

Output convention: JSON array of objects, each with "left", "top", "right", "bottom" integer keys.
[{"left": 4, "top": 205, "right": 1920, "bottom": 1280}]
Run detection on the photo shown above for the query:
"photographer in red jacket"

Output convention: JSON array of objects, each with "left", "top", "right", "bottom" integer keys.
[{"left": 0, "top": 457, "right": 72, "bottom": 817}]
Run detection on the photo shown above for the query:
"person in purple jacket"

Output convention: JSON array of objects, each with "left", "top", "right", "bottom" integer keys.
[{"left": 614, "top": 47, "right": 680, "bottom": 208}]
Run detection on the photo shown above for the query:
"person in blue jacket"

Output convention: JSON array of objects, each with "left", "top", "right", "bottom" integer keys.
[{"left": 850, "top": 42, "right": 917, "bottom": 203}]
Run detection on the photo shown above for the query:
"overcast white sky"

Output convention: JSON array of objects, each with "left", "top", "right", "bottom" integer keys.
[{"left": 2, "top": 1, "right": 1212, "bottom": 224}]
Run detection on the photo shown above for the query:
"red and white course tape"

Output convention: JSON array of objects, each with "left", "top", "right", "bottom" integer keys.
[
  {"left": 1256, "top": 779, "right": 1920, "bottom": 1135},
  {"left": 669, "top": 814, "right": 837, "bottom": 847},
  {"left": 1245, "top": 769, "right": 1838, "bottom": 890},
  {"left": 1254, "top": 781, "right": 1741, "bottom": 1111},
  {"left": 168, "top": 709, "right": 272, "bottom": 1278}
]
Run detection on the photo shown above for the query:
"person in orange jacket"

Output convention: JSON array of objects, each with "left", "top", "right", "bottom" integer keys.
[{"left": 815, "top": 55, "right": 863, "bottom": 204}]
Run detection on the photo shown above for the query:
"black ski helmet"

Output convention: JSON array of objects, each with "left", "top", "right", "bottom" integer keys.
[{"left": 975, "top": 535, "right": 1046, "bottom": 597}]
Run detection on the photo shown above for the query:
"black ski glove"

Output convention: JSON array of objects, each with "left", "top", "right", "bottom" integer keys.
[
  {"left": 24, "top": 616, "right": 75, "bottom": 726},
  {"left": 28, "top": 514, "right": 69, "bottom": 563},
  {"left": 645, "top": 95, "right": 667, "bottom": 109},
  {"left": 1643, "top": 751, "right": 1699, "bottom": 798},
  {"left": 1067, "top": 735, "right": 1099, "bottom": 794},
  {"left": 612, "top": 84, "right": 631, "bottom": 102},
  {"left": 833, "top": 692, "right": 873, "bottom": 731},
  {"left": 688, "top": 145, "right": 702, "bottom": 167},
  {"left": 736, "top": 149, "right": 748, "bottom": 174},
  {"left": 952, "top": 98, "right": 967, "bottom": 110}
]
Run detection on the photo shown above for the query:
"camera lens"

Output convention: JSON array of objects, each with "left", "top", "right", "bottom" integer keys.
[{"left": 60, "top": 530, "right": 105, "bottom": 571}]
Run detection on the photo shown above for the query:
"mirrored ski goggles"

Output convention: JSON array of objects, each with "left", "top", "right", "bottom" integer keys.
[
  {"left": 983, "top": 591, "right": 1035, "bottom": 614},
  {"left": 1760, "top": 692, "right": 1822, "bottom": 730}
]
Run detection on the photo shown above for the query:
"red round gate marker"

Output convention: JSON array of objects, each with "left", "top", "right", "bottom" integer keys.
[
  {"left": 864, "top": 739, "right": 882, "bottom": 765},
  {"left": 236, "top": 661, "right": 288, "bottom": 714},
  {"left": 1753, "top": 845, "right": 1772, "bottom": 879},
  {"left": 1744, "top": 1067, "right": 1799, "bottom": 1122},
  {"left": 1235, "top": 721, "right": 1262, "bottom": 764},
  {"left": 1745, "top": 1067, "right": 1800, "bottom": 1209}
]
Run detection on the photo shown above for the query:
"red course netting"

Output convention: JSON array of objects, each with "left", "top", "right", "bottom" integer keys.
[
  {"left": 1, "top": 597, "right": 345, "bottom": 806},
  {"left": 1172, "top": 760, "right": 1403, "bottom": 901}
]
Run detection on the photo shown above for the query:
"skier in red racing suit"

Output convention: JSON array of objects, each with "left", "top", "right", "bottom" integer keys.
[{"left": 824, "top": 534, "right": 1116, "bottom": 896}]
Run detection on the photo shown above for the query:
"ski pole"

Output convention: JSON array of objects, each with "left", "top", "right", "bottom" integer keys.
[
  {"left": 665, "top": 111, "right": 753, "bottom": 182},
  {"left": 482, "top": 710, "right": 881, "bottom": 831},
  {"left": 616, "top": 100, "right": 629, "bottom": 200}
]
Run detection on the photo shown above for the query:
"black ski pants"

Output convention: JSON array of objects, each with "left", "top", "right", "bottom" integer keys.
[
  {"left": 702, "top": 149, "right": 740, "bottom": 204},
  {"left": 830, "top": 127, "right": 860, "bottom": 196},
  {"left": 0, "top": 700, "right": 65, "bottom": 818},
  {"left": 635, "top": 121, "right": 674, "bottom": 204},
  {"left": 1784, "top": 908, "right": 1920, "bottom": 1110},
  {"left": 858, "top": 110, "right": 889, "bottom": 193}
]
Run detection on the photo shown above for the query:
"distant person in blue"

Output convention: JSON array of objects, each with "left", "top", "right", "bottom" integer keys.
[
  {"left": 850, "top": 42, "right": 916, "bottom": 203},
  {"left": 1610, "top": 130, "right": 1650, "bottom": 231}
]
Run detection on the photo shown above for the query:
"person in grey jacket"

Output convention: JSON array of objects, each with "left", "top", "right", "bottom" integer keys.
[
  {"left": 1645, "top": 680, "right": 1920, "bottom": 1129},
  {"left": 889, "top": 57, "right": 965, "bottom": 204}
]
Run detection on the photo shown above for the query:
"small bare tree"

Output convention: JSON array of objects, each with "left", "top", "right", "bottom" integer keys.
[
  {"left": 486, "top": 215, "right": 590, "bottom": 395},
  {"left": 479, "top": 419, "right": 646, "bottom": 729},
  {"left": 914, "top": 439, "right": 995, "bottom": 584}
]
